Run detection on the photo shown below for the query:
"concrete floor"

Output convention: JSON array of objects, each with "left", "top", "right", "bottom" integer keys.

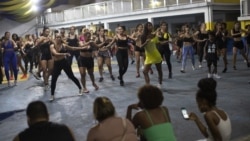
[{"left": 0, "top": 55, "right": 250, "bottom": 141}]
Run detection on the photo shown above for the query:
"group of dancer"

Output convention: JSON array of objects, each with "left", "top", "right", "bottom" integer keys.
[{"left": 1, "top": 21, "right": 250, "bottom": 101}]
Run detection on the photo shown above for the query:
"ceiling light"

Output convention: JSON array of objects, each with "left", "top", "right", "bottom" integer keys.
[
  {"left": 31, "top": 0, "right": 40, "bottom": 4},
  {"left": 31, "top": 5, "right": 39, "bottom": 12}
]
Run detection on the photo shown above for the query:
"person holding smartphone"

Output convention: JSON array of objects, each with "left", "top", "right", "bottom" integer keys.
[
  {"left": 126, "top": 84, "right": 176, "bottom": 141},
  {"left": 187, "top": 78, "right": 231, "bottom": 141}
]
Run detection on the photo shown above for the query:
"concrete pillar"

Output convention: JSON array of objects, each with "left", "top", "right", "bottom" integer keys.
[
  {"left": 148, "top": 17, "right": 154, "bottom": 25},
  {"left": 104, "top": 22, "right": 110, "bottom": 30},
  {"left": 204, "top": 5, "right": 213, "bottom": 30}
]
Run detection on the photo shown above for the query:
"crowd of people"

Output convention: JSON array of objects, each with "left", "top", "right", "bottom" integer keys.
[
  {"left": 13, "top": 79, "right": 232, "bottom": 141},
  {"left": 0, "top": 21, "right": 250, "bottom": 100},
  {"left": 0, "top": 20, "right": 248, "bottom": 141}
]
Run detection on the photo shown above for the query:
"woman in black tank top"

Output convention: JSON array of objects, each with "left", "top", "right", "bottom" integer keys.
[
  {"left": 22, "top": 34, "right": 34, "bottom": 74},
  {"left": 66, "top": 26, "right": 80, "bottom": 66},
  {"left": 231, "top": 21, "right": 250, "bottom": 70},
  {"left": 78, "top": 32, "right": 105, "bottom": 93},
  {"left": 96, "top": 28, "right": 115, "bottom": 82},
  {"left": 130, "top": 24, "right": 145, "bottom": 78},
  {"left": 194, "top": 23, "right": 208, "bottom": 68},
  {"left": 12, "top": 34, "right": 26, "bottom": 79},
  {"left": 106, "top": 26, "right": 131, "bottom": 86},
  {"left": 37, "top": 27, "right": 54, "bottom": 90},
  {"left": 49, "top": 35, "right": 84, "bottom": 101},
  {"left": 214, "top": 22, "right": 228, "bottom": 73},
  {"left": 157, "top": 21, "right": 173, "bottom": 79}
]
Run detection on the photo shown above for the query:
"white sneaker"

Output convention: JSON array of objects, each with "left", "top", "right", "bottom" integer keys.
[
  {"left": 192, "top": 66, "right": 196, "bottom": 70},
  {"left": 14, "top": 80, "right": 17, "bottom": 86},
  {"left": 157, "top": 84, "right": 162, "bottom": 89},
  {"left": 49, "top": 95, "right": 54, "bottom": 101},
  {"left": 78, "top": 89, "right": 83, "bottom": 96},
  {"left": 162, "top": 61, "right": 166, "bottom": 64},
  {"left": 199, "top": 65, "right": 202, "bottom": 68},
  {"left": 213, "top": 74, "right": 221, "bottom": 79},
  {"left": 208, "top": 73, "right": 212, "bottom": 78}
]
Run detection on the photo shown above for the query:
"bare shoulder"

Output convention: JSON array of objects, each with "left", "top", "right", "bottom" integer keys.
[{"left": 13, "top": 135, "right": 19, "bottom": 141}]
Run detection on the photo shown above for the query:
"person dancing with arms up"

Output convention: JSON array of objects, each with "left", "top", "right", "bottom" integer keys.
[
  {"left": 139, "top": 22, "right": 163, "bottom": 88},
  {"left": 78, "top": 32, "right": 106, "bottom": 93},
  {"left": 49, "top": 35, "right": 87, "bottom": 101},
  {"left": 37, "top": 26, "right": 54, "bottom": 90}
]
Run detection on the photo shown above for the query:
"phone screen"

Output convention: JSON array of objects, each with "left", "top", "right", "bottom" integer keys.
[{"left": 181, "top": 108, "right": 189, "bottom": 119}]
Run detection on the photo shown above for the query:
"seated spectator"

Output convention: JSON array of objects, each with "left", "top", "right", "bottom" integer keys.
[
  {"left": 126, "top": 84, "right": 176, "bottom": 141},
  {"left": 87, "top": 96, "right": 138, "bottom": 141},
  {"left": 13, "top": 101, "right": 75, "bottom": 141},
  {"left": 188, "top": 78, "right": 231, "bottom": 141}
]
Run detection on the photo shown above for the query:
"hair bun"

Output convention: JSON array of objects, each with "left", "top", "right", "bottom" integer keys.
[{"left": 198, "top": 78, "right": 217, "bottom": 91}]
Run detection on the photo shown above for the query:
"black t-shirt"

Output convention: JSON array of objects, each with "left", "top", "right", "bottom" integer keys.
[
  {"left": 19, "top": 121, "right": 75, "bottom": 141},
  {"left": 205, "top": 40, "right": 217, "bottom": 61},
  {"left": 246, "top": 33, "right": 250, "bottom": 44}
]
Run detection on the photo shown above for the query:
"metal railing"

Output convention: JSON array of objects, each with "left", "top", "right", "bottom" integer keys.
[
  {"left": 240, "top": 0, "right": 250, "bottom": 16},
  {"left": 38, "top": 0, "right": 206, "bottom": 25}
]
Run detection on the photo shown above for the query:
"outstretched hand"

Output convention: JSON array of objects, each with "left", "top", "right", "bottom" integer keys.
[
  {"left": 189, "top": 112, "right": 198, "bottom": 121},
  {"left": 128, "top": 104, "right": 140, "bottom": 110}
]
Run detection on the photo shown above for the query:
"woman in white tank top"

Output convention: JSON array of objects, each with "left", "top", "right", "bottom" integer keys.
[{"left": 187, "top": 78, "right": 232, "bottom": 141}]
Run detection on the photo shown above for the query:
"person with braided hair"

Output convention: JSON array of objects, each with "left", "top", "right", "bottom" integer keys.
[{"left": 187, "top": 78, "right": 231, "bottom": 141}]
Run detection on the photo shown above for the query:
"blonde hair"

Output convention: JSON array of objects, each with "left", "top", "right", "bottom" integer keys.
[{"left": 93, "top": 97, "right": 115, "bottom": 122}]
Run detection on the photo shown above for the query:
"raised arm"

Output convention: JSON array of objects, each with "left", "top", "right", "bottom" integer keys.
[{"left": 50, "top": 44, "right": 70, "bottom": 57}]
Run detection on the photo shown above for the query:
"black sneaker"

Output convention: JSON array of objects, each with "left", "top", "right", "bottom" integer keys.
[
  {"left": 222, "top": 68, "right": 227, "bottom": 73},
  {"left": 168, "top": 72, "right": 172, "bottom": 79},
  {"left": 120, "top": 80, "right": 124, "bottom": 86},
  {"left": 233, "top": 66, "right": 237, "bottom": 70},
  {"left": 99, "top": 77, "right": 104, "bottom": 82},
  {"left": 111, "top": 75, "right": 115, "bottom": 81},
  {"left": 131, "top": 60, "right": 135, "bottom": 65}
]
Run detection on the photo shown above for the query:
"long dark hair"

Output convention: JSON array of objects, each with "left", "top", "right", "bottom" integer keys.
[{"left": 141, "top": 22, "right": 153, "bottom": 44}]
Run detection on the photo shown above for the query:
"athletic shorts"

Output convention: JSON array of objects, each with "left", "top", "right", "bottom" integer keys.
[
  {"left": 77, "top": 56, "right": 94, "bottom": 69},
  {"left": 98, "top": 50, "right": 110, "bottom": 58},
  {"left": 40, "top": 53, "right": 52, "bottom": 60},
  {"left": 135, "top": 46, "right": 145, "bottom": 52},
  {"left": 233, "top": 40, "right": 244, "bottom": 49}
]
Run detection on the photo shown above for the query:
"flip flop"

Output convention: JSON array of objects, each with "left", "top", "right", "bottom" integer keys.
[
  {"left": 82, "top": 90, "right": 89, "bottom": 93},
  {"left": 94, "top": 86, "right": 99, "bottom": 91}
]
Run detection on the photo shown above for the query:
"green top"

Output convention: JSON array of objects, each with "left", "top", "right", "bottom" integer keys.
[{"left": 142, "top": 107, "right": 177, "bottom": 141}]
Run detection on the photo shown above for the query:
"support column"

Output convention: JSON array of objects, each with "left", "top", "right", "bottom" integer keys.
[
  {"left": 148, "top": 17, "right": 154, "bottom": 25},
  {"left": 204, "top": 5, "right": 213, "bottom": 30},
  {"left": 104, "top": 22, "right": 110, "bottom": 30}
]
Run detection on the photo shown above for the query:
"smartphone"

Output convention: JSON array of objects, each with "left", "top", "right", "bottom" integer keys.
[{"left": 181, "top": 107, "right": 189, "bottom": 119}]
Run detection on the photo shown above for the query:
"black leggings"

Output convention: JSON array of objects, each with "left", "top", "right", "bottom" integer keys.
[
  {"left": 67, "top": 51, "right": 80, "bottom": 66},
  {"left": 51, "top": 59, "right": 81, "bottom": 96},
  {"left": 116, "top": 49, "right": 128, "bottom": 80},
  {"left": 198, "top": 45, "right": 205, "bottom": 63},
  {"left": 158, "top": 47, "right": 172, "bottom": 73},
  {"left": 24, "top": 54, "right": 33, "bottom": 72}
]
